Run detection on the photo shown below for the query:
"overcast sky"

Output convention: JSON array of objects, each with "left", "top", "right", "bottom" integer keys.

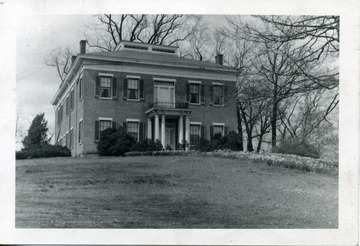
[{"left": 15, "top": 14, "right": 226, "bottom": 149}]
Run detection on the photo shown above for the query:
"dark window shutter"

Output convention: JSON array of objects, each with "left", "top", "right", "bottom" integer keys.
[
  {"left": 95, "top": 76, "right": 100, "bottom": 97},
  {"left": 139, "top": 122, "right": 144, "bottom": 141},
  {"left": 201, "top": 84, "right": 205, "bottom": 105},
  {"left": 225, "top": 126, "right": 229, "bottom": 136},
  {"left": 224, "top": 85, "right": 228, "bottom": 105},
  {"left": 139, "top": 79, "right": 144, "bottom": 100},
  {"left": 210, "top": 85, "right": 214, "bottom": 105},
  {"left": 210, "top": 125, "right": 214, "bottom": 139},
  {"left": 123, "top": 78, "right": 128, "bottom": 99},
  {"left": 95, "top": 120, "right": 100, "bottom": 141},
  {"left": 186, "top": 83, "right": 190, "bottom": 102},
  {"left": 112, "top": 121, "right": 117, "bottom": 129},
  {"left": 123, "top": 122, "right": 127, "bottom": 133},
  {"left": 112, "top": 77, "right": 117, "bottom": 99},
  {"left": 201, "top": 125, "right": 205, "bottom": 139}
]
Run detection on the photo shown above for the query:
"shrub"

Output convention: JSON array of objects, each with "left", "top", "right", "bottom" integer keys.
[
  {"left": 108, "top": 132, "right": 137, "bottom": 156},
  {"left": 97, "top": 128, "right": 118, "bottom": 156},
  {"left": 131, "top": 138, "right": 163, "bottom": 152},
  {"left": 195, "top": 138, "right": 212, "bottom": 152},
  {"left": 165, "top": 144, "right": 172, "bottom": 151},
  {"left": 222, "top": 131, "right": 243, "bottom": 151},
  {"left": 273, "top": 138, "right": 320, "bottom": 159},
  {"left": 16, "top": 144, "right": 71, "bottom": 159},
  {"left": 195, "top": 132, "right": 243, "bottom": 152}
]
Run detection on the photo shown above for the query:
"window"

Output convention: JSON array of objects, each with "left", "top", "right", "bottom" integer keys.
[
  {"left": 65, "top": 132, "right": 69, "bottom": 148},
  {"left": 66, "top": 96, "right": 70, "bottom": 116},
  {"left": 213, "top": 85, "right": 224, "bottom": 106},
  {"left": 70, "top": 89, "right": 74, "bottom": 111},
  {"left": 213, "top": 124, "right": 224, "bottom": 136},
  {"left": 78, "top": 120, "right": 83, "bottom": 144},
  {"left": 152, "top": 48, "right": 175, "bottom": 54},
  {"left": 57, "top": 104, "right": 63, "bottom": 125},
  {"left": 78, "top": 77, "right": 83, "bottom": 100},
  {"left": 190, "top": 124, "right": 201, "bottom": 145},
  {"left": 100, "top": 76, "right": 112, "bottom": 98},
  {"left": 70, "top": 128, "right": 74, "bottom": 149},
  {"left": 128, "top": 79, "right": 139, "bottom": 100},
  {"left": 190, "top": 83, "right": 200, "bottom": 104},
  {"left": 127, "top": 121, "right": 139, "bottom": 140},
  {"left": 100, "top": 120, "right": 112, "bottom": 135},
  {"left": 124, "top": 44, "right": 148, "bottom": 50}
]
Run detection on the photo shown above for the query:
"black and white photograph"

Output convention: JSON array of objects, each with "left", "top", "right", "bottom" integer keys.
[{"left": 0, "top": 0, "right": 359, "bottom": 245}]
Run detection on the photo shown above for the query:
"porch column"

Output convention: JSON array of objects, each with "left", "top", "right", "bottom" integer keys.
[
  {"left": 161, "top": 114, "right": 166, "bottom": 148},
  {"left": 155, "top": 114, "right": 160, "bottom": 141},
  {"left": 185, "top": 114, "right": 190, "bottom": 151},
  {"left": 178, "top": 115, "right": 184, "bottom": 148},
  {"left": 147, "top": 117, "right": 152, "bottom": 139}
]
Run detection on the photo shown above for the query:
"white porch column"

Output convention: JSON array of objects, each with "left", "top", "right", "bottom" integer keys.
[
  {"left": 178, "top": 115, "right": 184, "bottom": 148},
  {"left": 155, "top": 115, "right": 160, "bottom": 141},
  {"left": 147, "top": 118, "right": 152, "bottom": 139},
  {"left": 185, "top": 115, "right": 190, "bottom": 151},
  {"left": 161, "top": 114, "right": 166, "bottom": 148}
]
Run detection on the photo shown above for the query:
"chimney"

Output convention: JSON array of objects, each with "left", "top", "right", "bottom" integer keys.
[
  {"left": 215, "top": 54, "right": 223, "bottom": 65},
  {"left": 79, "top": 40, "right": 87, "bottom": 54},
  {"left": 71, "top": 55, "right": 77, "bottom": 65}
]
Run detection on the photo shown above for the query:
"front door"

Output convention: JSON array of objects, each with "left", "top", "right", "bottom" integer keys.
[{"left": 165, "top": 123, "right": 176, "bottom": 150}]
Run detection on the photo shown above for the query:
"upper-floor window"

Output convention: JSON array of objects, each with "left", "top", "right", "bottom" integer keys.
[
  {"left": 187, "top": 81, "right": 204, "bottom": 105},
  {"left": 70, "top": 89, "right": 74, "bottom": 111},
  {"left": 57, "top": 104, "right": 63, "bottom": 125},
  {"left": 65, "top": 96, "right": 70, "bottom": 116},
  {"left": 100, "top": 76, "right": 112, "bottom": 98},
  {"left": 128, "top": 79, "right": 139, "bottom": 100},
  {"left": 213, "top": 84, "right": 224, "bottom": 106},
  {"left": 190, "top": 84, "right": 200, "bottom": 104},
  {"left": 78, "top": 77, "right": 83, "bottom": 100},
  {"left": 70, "top": 128, "right": 74, "bottom": 149}
]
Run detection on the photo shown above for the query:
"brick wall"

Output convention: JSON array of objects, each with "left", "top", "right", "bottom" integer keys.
[{"left": 81, "top": 69, "right": 238, "bottom": 154}]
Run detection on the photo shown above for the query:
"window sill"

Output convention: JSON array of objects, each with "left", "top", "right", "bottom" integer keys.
[
  {"left": 127, "top": 99, "right": 141, "bottom": 102},
  {"left": 189, "top": 103, "right": 201, "bottom": 106},
  {"left": 212, "top": 104, "right": 224, "bottom": 107},
  {"left": 98, "top": 97, "right": 113, "bottom": 100}
]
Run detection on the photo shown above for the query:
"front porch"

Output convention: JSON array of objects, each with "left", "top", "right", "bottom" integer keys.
[{"left": 145, "top": 102, "right": 192, "bottom": 150}]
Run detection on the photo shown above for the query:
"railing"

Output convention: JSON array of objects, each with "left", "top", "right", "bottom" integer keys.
[{"left": 148, "top": 101, "right": 189, "bottom": 109}]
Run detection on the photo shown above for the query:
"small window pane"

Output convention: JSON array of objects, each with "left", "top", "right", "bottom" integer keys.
[{"left": 100, "top": 120, "right": 112, "bottom": 135}]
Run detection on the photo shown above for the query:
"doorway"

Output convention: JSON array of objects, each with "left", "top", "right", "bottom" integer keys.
[{"left": 165, "top": 123, "right": 176, "bottom": 150}]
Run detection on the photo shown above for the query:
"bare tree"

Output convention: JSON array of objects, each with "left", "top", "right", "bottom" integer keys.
[
  {"left": 278, "top": 89, "right": 338, "bottom": 142},
  {"left": 44, "top": 47, "right": 74, "bottom": 82},
  {"left": 83, "top": 14, "right": 202, "bottom": 51},
  {"left": 225, "top": 16, "right": 339, "bottom": 147}
]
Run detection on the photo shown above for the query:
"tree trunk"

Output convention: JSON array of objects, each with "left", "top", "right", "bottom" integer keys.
[
  {"left": 271, "top": 83, "right": 278, "bottom": 148},
  {"left": 256, "top": 134, "right": 263, "bottom": 153},
  {"left": 247, "top": 132, "right": 254, "bottom": 152},
  {"left": 236, "top": 103, "right": 244, "bottom": 151}
]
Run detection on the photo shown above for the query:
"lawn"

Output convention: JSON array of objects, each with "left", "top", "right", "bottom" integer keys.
[{"left": 16, "top": 155, "right": 338, "bottom": 228}]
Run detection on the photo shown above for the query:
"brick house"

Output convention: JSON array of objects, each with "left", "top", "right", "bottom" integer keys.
[{"left": 52, "top": 40, "right": 239, "bottom": 156}]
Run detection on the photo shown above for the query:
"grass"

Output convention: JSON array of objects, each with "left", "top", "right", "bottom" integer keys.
[{"left": 16, "top": 156, "right": 338, "bottom": 228}]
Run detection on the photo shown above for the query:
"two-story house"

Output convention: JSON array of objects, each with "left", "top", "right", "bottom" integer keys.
[{"left": 52, "top": 40, "right": 239, "bottom": 156}]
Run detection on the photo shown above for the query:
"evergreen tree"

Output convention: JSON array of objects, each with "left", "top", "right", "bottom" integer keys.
[{"left": 22, "top": 113, "right": 49, "bottom": 149}]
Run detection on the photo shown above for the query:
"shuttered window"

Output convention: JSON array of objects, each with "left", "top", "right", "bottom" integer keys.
[
  {"left": 213, "top": 85, "right": 224, "bottom": 106},
  {"left": 127, "top": 121, "right": 139, "bottom": 140},
  {"left": 190, "top": 124, "right": 201, "bottom": 145}
]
